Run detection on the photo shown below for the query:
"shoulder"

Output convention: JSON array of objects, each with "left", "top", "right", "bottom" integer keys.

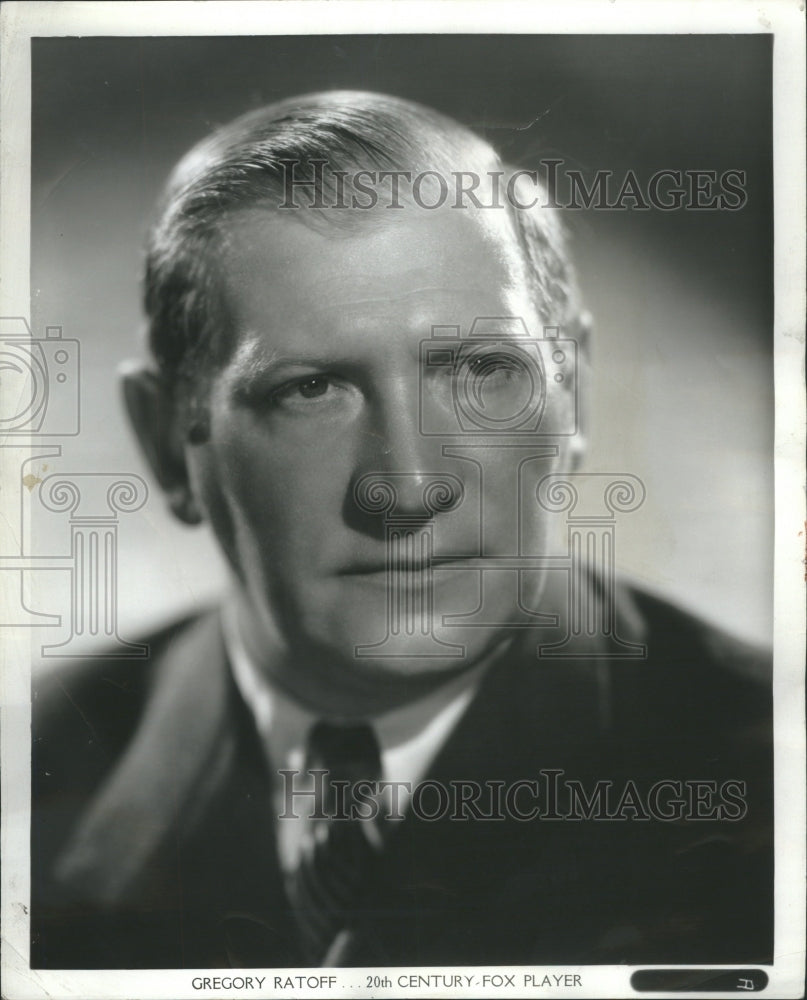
[
  {"left": 608, "top": 581, "right": 772, "bottom": 736},
  {"left": 32, "top": 609, "right": 227, "bottom": 865},
  {"left": 33, "top": 613, "right": 213, "bottom": 779},
  {"left": 626, "top": 582, "right": 771, "bottom": 681},
  {"left": 499, "top": 575, "right": 771, "bottom": 731},
  {"left": 31, "top": 609, "right": 234, "bottom": 967}
]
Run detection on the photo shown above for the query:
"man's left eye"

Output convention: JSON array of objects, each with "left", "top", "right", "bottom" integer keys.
[
  {"left": 463, "top": 351, "right": 528, "bottom": 390},
  {"left": 295, "top": 376, "right": 330, "bottom": 399}
]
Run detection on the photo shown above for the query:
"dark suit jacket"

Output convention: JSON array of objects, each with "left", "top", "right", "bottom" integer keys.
[{"left": 31, "top": 578, "right": 773, "bottom": 969}]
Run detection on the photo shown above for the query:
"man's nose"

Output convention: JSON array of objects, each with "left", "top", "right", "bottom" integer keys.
[{"left": 350, "top": 379, "right": 463, "bottom": 519}]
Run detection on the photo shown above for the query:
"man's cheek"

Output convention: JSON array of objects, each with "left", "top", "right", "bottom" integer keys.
[
  {"left": 180, "top": 457, "right": 241, "bottom": 570},
  {"left": 186, "top": 442, "right": 280, "bottom": 560},
  {"left": 190, "top": 445, "right": 247, "bottom": 520}
]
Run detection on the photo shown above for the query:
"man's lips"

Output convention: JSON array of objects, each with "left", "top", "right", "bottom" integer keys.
[{"left": 339, "top": 557, "right": 473, "bottom": 576}]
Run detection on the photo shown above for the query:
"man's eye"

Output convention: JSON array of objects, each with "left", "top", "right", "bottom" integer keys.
[
  {"left": 452, "top": 349, "right": 538, "bottom": 419},
  {"left": 295, "top": 376, "right": 330, "bottom": 399},
  {"left": 463, "top": 351, "right": 527, "bottom": 387},
  {"left": 274, "top": 375, "right": 334, "bottom": 403}
]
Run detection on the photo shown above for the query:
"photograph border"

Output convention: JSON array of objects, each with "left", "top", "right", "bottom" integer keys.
[{"left": 1, "top": 2, "right": 804, "bottom": 998}]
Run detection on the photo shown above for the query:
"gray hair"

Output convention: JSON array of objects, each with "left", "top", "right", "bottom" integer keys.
[{"left": 143, "top": 90, "right": 579, "bottom": 391}]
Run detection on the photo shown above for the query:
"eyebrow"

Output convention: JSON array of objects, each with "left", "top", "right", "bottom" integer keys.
[
  {"left": 225, "top": 343, "right": 356, "bottom": 400},
  {"left": 233, "top": 350, "right": 336, "bottom": 379}
]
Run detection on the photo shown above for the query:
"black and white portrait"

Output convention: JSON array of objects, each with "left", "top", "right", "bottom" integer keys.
[{"left": 1, "top": 4, "right": 804, "bottom": 998}]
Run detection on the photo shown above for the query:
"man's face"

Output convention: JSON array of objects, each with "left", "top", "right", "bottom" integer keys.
[{"left": 184, "top": 206, "right": 574, "bottom": 711}]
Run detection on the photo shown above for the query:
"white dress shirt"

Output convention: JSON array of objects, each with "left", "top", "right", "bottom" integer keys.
[{"left": 222, "top": 605, "right": 483, "bottom": 875}]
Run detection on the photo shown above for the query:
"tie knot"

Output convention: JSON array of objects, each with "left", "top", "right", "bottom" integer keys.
[{"left": 305, "top": 721, "right": 381, "bottom": 785}]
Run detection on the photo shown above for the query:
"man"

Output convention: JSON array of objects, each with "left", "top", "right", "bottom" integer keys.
[{"left": 31, "top": 91, "right": 772, "bottom": 969}]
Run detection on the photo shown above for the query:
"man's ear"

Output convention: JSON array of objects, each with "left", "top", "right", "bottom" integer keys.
[{"left": 120, "top": 362, "right": 203, "bottom": 525}]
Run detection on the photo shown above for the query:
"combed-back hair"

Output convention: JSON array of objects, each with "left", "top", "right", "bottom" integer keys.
[{"left": 143, "top": 90, "right": 579, "bottom": 390}]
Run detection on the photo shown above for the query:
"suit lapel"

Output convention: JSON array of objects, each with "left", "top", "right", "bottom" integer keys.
[{"left": 54, "top": 611, "right": 302, "bottom": 965}]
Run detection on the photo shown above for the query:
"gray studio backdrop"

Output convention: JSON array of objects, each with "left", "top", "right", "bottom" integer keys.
[{"left": 29, "top": 35, "right": 773, "bottom": 648}]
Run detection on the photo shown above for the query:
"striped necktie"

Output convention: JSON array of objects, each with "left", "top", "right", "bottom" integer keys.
[{"left": 290, "top": 720, "right": 382, "bottom": 966}]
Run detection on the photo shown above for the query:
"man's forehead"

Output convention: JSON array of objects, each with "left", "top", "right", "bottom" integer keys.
[{"left": 214, "top": 203, "right": 528, "bottom": 308}]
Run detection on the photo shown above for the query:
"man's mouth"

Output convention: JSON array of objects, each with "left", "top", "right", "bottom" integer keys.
[{"left": 340, "top": 556, "right": 473, "bottom": 576}]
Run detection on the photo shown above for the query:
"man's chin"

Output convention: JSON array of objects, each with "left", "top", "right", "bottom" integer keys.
[
  {"left": 270, "top": 575, "right": 529, "bottom": 704},
  {"left": 303, "top": 613, "right": 514, "bottom": 683},
  {"left": 307, "top": 568, "right": 496, "bottom": 650}
]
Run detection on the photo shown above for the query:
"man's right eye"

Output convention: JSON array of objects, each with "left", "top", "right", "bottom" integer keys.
[
  {"left": 270, "top": 374, "right": 335, "bottom": 403},
  {"left": 290, "top": 376, "right": 330, "bottom": 399},
  {"left": 269, "top": 373, "right": 357, "bottom": 412}
]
